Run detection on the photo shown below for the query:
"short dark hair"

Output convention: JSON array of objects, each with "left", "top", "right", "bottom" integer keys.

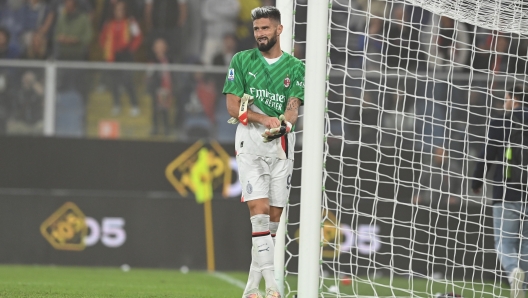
[
  {"left": 251, "top": 6, "right": 281, "bottom": 24},
  {"left": 508, "top": 84, "right": 527, "bottom": 103}
]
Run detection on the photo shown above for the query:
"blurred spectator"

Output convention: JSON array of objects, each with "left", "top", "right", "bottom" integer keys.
[
  {"left": 508, "top": 35, "right": 528, "bottom": 76},
  {"left": 21, "top": 0, "right": 51, "bottom": 39},
  {"left": 183, "top": 70, "right": 217, "bottom": 140},
  {"left": 183, "top": 0, "right": 203, "bottom": 61},
  {"left": 473, "top": 27, "right": 492, "bottom": 52},
  {"left": 100, "top": 0, "right": 142, "bottom": 116},
  {"left": 44, "top": 0, "right": 92, "bottom": 52},
  {"left": 54, "top": 0, "right": 92, "bottom": 108},
  {"left": 383, "top": 5, "right": 422, "bottom": 71},
  {"left": 13, "top": 0, "right": 51, "bottom": 57},
  {"left": 212, "top": 34, "right": 237, "bottom": 66},
  {"left": 201, "top": 0, "right": 239, "bottom": 65},
  {"left": 18, "top": 32, "right": 47, "bottom": 131},
  {"left": 415, "top": 16, "right": 470, "bottom": 154},
  {"left": 359, "top": 17, "right": 383, "bottom": 71},
  {"left": 330, "top": 0, "right": 366, "bottom": 67},
  {"left": 49, "top": 1, "right": 91, "bottom": 21},
  {"left": 147, "top": 38, "right": 173, "bottom": 136},
  {"left": 55, "top": 89, "right": 84, "bottom": 137},
  {"left": 413, "top": 147, "right": 463, "bottom": 207},
  {"left": 144, "top": 0, "right": 187, "bottom": 63},
  {"left": 54, "top": 0, "right": 92, "bottom": 60},
  {"left": 11, "top": 71, "right": 43, "bottom": 134},
  {"left": 97, "top": 0, "right": 142, "bottom": 29},
  {"left": 421, "top": 16, "right": 470, "bottom": 72},
  {"left": 0, "top": 42, "right": 10, "bottom": 133},
  {"left": 235, "top": 0, "right": 261, "bottom": 51},
  {"left": 472, "top": 34, "right": 512, "bottom": 75},
  {"left": 50, "top": 1, "right": 92, "bottom": 135},
  {"left": 405, "top": 5, "right": 431, "bottom": 29},
  {"left": 0, "top": 24, "right": 16, "bottom": 134},
  {"left": 356, "top": 0, "right": 384, "bottom": 18},
  {"left": 0, "top": 0, "right": 24, "bottom": 57},
  {"left": 379, "top": 5, "right": 423, "bottom": 131},
  {"left": 0, "top": 27, "right": 19, "bottom": 58},
  {"left": 22, "top": 32, "right": 47, "bottom": 59},
  {"left": 470, "top": 33, "right": 512, "bottom": 107},
  {"left": 212, "top": 33, "right": 237, "bottom": 120}
]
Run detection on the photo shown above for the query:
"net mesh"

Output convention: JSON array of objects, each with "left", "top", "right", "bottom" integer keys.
[{"left": 285, "top": 0, "right": 528, "bottom": 297}]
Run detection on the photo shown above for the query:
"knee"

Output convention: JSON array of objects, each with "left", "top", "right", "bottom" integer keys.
[{"left": 248, "top": 199, "right": 270, "bottom": 216}]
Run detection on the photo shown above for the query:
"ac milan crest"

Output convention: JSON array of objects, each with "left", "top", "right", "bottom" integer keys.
[{"left": 284, "top": 75, "right": 291, "bottom": 88}]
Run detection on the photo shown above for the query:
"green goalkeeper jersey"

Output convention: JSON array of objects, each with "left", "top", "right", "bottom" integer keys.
[
  {"left": 222, "top": 48, "right": 305, "bottom": 160},
  {"left": 222, "top": 48, "right": 305, "bottom": 117}
]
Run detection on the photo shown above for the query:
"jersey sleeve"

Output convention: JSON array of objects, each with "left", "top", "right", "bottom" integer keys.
[
  {"left": 289, "top": 61, "right": 305, "bottom": 104},
  {"left": 222, "top": 53, "right": 245, "bottom": 98}
]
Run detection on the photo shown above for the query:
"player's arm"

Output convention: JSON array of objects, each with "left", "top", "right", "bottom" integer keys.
[
  {"left": 261, "top": 63, "right": 304, "bottom": 141},
  {"left": 284, "top": 61, "right": 305, "bottom": 126},
  {"left": 284, "top": 97, "right": 302, "bottom": 125},
  {"left": 261, "top": 97, "right": 300, "bottom": 142},
  {"left": 226, "top": 94, "right": 281, "bottom": 128}
]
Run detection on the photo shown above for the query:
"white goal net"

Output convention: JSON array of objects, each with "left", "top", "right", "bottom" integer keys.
[{"left": 284, "top": 0, "right": 528, "bottom": 297}]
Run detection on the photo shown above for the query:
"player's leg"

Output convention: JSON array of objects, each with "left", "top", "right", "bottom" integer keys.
[
  {"left": 265, "top": 158, "right": 294, "bottom": 298},
  {"left": 244, "top": 206, "right": 282, "bottom": 297},
  {"left": 238, "top": 154, "right": 272, "bottom": 297},
  {"left": 247, "top": 198, "right": 278, "bottom": 297},
  {"left": 493, "top": 202, "right": 523, "bottom": 298},
  {"left": 245, "top": 245, "right": 263, "bottom": 297},
  {"left": 519, "top": 203, "right": 528, "bottom": 290}
]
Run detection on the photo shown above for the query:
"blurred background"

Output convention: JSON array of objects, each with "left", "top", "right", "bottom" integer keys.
[
  {"left": 0, "top": 0, "right": 285, "bottom": 142},
  {"left": 0, "top": 0, "right": 526, "bottom": 285}
]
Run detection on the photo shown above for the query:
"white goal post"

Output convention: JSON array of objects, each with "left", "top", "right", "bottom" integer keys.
[
  {"left": 296, "top": 0, "right": 329, "bottom": 297},
  {"left": 274, "top": 0, "right": 329, "bottom": 297}
]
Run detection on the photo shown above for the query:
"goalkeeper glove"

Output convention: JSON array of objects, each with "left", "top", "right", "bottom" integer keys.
[
  {"left": 262, "top": 115, "right": 292, "bottom": 143},
  {"left": 227, "top": 93, "right": 254, "bottom": 125}
]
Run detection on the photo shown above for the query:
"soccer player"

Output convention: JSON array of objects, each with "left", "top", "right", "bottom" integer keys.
[
  {"left": 472, "top": 85, "right": 528, "bottom": 298},
  {"left": 222, "top": 6, "right": 305, "bottom": 298}
]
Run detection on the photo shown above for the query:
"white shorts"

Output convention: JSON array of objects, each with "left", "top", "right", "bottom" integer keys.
[{"left": 237, "top": 154, "right": 293, "bottom": 207}]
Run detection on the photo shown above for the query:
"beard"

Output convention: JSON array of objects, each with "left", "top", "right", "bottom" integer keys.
[{"left": 257, "top": 34, "right": 278, "bottom": 52}]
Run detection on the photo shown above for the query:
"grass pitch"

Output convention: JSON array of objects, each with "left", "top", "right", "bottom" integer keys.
[
  {"left": 0, "top": 265, "right": 241, "bottom": 298},
  {"left": 0, "top": 265, "right": 511, "bottom": 297}
]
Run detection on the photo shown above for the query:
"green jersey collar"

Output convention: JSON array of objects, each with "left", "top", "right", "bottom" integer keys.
[{"left": 256, "top": 49, "right": 288, "bottom": 69}]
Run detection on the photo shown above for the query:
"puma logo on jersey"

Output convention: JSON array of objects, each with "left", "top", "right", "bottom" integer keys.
[{"left": 248, "top": 72, "right": 257, "bottom": 79}]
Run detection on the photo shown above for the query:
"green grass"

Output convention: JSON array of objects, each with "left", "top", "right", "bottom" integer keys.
[
  {"left": 0, "top": 265, "right": 512, "bottom": 297},
  {"left": 0, "top": 265, "right": 240, "bottom": 298},
  {"left": 319, "top": 276, "right": 510, "bottom": 298}
]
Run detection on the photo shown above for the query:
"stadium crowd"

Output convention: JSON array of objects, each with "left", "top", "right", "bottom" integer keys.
[
  {"left": 0, "top": 0, "right": 276, "bottom": 63},
  {"left": 0, "top": 0, "right": 276, "bottom": 136}
]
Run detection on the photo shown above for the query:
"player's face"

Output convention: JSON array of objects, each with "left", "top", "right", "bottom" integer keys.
[{"left": 253, "top": 18, "right": 282, "bottom": 52}]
